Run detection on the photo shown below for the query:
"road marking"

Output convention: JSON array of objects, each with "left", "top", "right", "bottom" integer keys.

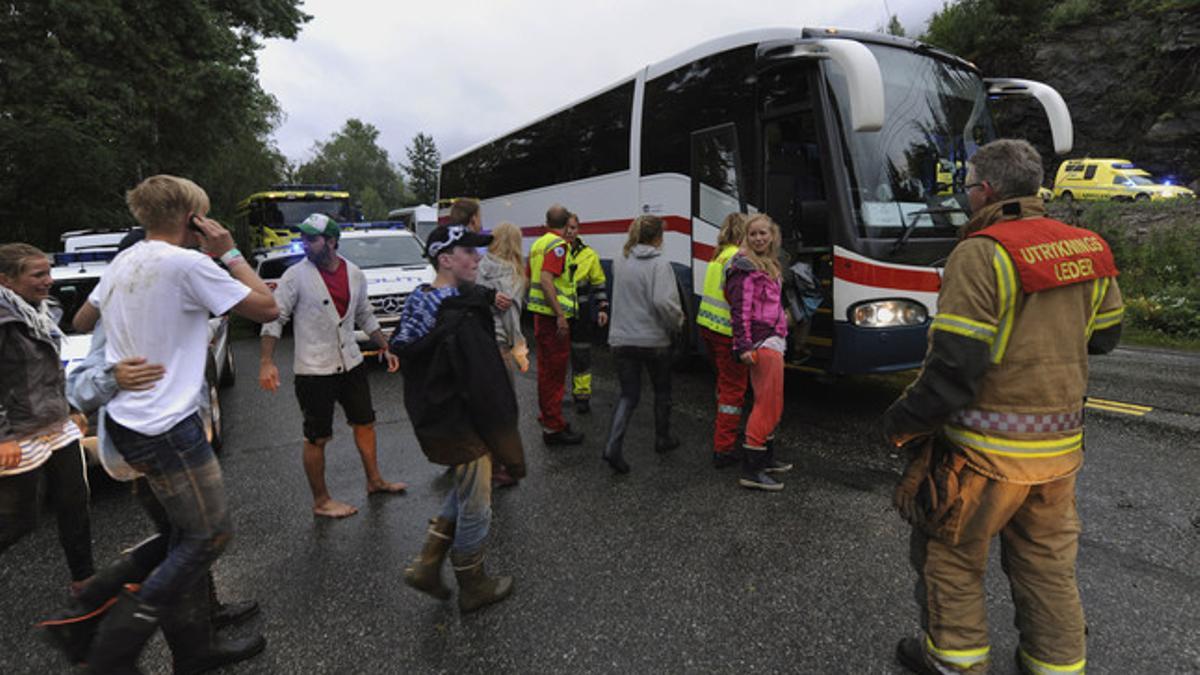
[{"left": 1086, "top": 397, "right": 1152, "bottom": 416}]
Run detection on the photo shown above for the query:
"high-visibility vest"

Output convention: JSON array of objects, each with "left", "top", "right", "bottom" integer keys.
[
  {"left": 696, "top": 244, "right": 738, "bottom": 335},
  {"left": 571, "top": 241, "right": 607, "bottom": 307},
  {"left": 528, "top": 231, "right": 576, "bottom": 318}
]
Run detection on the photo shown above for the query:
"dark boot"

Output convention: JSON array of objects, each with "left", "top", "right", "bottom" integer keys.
[
  {"left": 162, "top": 579, "right": 266, "bottom": 675},
  {"left": 602, "top": 398, "right": 635, "bottom": 472},
  {"left": 206, "top": 570, "right": 259, "bottom": 628},
  {"left": 896, "top": 637, "right": 978, "bottom": 674},
  {"left": 543, "top": 425, "right": 584, "bottom": 445},
  {"left": 85, "top": 588, "right": 160, "bottom": 675},
  {"left": 404, "top": 517, "right": 455, "bottom": 600},
  {"left": 451, "top": 548, "right": 513, "bottom": 613},
  {"left": 763, "top": 437, "right": 793, "bottom": 474},
  {"left": 712, "top": 448, "right": 741, "bottom": 469},
  {"left": 653, "top": 397, "right": 674, "bottom": 453},
  {"left": 737, "top": 446, "right": 783, "bottom": 492},
  {"left": 41, "top": 535, "right": 167, "bottom": 666}
]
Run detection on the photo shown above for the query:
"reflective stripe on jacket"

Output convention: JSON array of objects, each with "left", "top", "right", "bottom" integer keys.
[
  {"left": 571, "top": 242, "right": 607, "bottom": 308},
  {"left": 696, "top": 245, "right": 738, "bottom": 336},
  {"left": 936, "top": 200, "right": 1122, "bottom": 483},
  {"left": 528, "top": 232, "right": 576, "bottom": 318}
]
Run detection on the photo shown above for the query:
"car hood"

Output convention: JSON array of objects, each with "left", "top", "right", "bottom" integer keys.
[
  {"left": 1142, "top": 185, "right": 1195, "bottom": 197},
  {"left": 362, "top": 266, "right": 434, "bottom": 296},
  {"left": 61, "top": 334, "right": 92, "bottom": 375}
]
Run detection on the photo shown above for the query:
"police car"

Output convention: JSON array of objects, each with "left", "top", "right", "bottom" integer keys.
[
  {"left": 254, "top": 227, "right": 434, "bottom": 350},
  {"left": 50, "top": 247, "right": 235, "bottom": 459}
]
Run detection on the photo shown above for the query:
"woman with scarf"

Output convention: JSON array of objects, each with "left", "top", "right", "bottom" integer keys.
[{"left": 0, "top": 243, "right": 95, "bottom": 593}]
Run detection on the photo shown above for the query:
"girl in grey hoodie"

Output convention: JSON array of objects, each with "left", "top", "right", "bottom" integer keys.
[{"left": 602, "top": 215, "right": 685, "bottom": 473}]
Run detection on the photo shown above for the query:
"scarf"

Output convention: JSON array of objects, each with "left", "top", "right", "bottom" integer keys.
[{"left": 0, "top": 285, "right": 63, "bottom": 355}]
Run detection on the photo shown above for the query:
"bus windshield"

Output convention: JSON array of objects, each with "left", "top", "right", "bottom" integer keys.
[
  {"left": 826, "top": 44, "right": 996, "bottom": 241},
  {"left": 259, "top": 199, "right": 353, "bottom": 229}
]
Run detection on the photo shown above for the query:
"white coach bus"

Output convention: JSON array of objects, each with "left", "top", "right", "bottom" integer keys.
[{"left": 439, "top": 27, "right": 1073, "bottom": 374}]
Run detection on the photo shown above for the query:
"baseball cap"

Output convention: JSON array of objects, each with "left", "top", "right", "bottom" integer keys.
[
  {"left": 297, "top": 213, "right": 341, "bottom": 239},
  {"left": 424, "top": 224, "right": 493, "bottom": 259}
]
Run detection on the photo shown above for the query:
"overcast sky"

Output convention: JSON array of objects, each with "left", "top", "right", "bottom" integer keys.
[{"left": 259, "top": 0, "right": 942, "bottom": 168}]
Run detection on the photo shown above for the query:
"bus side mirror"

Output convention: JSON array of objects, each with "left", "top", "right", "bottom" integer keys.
[
  {"left": 985, "top": 78, "right": 1074, "bottom": 155},
  {"left": 778, "top": 39, "right": 885, "bottom": 132}
]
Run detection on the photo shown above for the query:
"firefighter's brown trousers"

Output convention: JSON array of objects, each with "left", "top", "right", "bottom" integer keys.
[{"left": 909, "top": 465, "right": 1086, "bottom": 673}]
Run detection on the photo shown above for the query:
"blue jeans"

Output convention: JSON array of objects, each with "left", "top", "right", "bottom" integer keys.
[
  {"left": 105, "top": 413, "right": 231, "bottom": 609},
  {"left": 438, "top": 455, "right": 492, "bottom": 554}
]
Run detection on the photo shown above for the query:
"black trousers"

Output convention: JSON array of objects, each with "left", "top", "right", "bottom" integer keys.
[
  {"left": 603, "top": 346, "right": 672, "bottom": 461},
  {"left": 0, "top": 440, "right": 95, "bottom": 581}
]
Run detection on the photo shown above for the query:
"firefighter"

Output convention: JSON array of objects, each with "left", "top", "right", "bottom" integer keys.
[
  {"left": 696, "top": 212, "right": 749, "bottom": 468},
  {"left": 883, "top": 139, "right": 1123, "bottom": 675},
  {"left": 564, "top": 213, "right": 609, "bottom": 414},
  {"left": 528, "top": 204, "right": 584, "bottom": 445}
]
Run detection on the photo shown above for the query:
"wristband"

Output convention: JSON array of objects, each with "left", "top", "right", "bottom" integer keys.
[{"left": 220, "top": 248, "right": 244, "bottom": 266}]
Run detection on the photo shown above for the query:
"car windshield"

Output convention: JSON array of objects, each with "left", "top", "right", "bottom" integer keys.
[
  {"left": 1119, "top": 174, "right": 1155, "bottom": 186},
  {"left": 50, "top": 277, "right": 100, "bottom": 334},
  {"left": 826, "top": 44, "right": 996, "bottom": 240},
  {"left": 339, "top": 236, "right": 427, "bottom": 269},
  {"left": 258, "top": 253, "right": 304, "bottom": 280}
]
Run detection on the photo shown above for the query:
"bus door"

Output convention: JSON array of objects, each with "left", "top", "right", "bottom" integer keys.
[
  {"left": 690, "top": 123, "right": 747, "bottom": 353},
  {"left": 759, "top": 65, "right": 835, "bottom": 369}
]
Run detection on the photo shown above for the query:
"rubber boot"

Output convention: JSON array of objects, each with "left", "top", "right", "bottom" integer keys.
[
  {"left": 404, "top": 517, "right": 456, "bottom": 600},
  {"left": 451, "top": 548, "right": 513, "bottom": 613},
  {"left": 40, "top": 535, "right": 167, "bottom": 665},
  {"left": 162, "top": 578, "right": 266, "bottom": 675},
  {"left": 763, "top": 437, "right": 793, "bottom": 474},
  {"left": 206, "top": 570, "right": 259, "bottom": 628},
  {"left": 602, "top": 398, "right": 635, "bottom": 473},
  {"left": 84, "top": 587, "right": 160, "bottom": 675},
  {"left": 897, "top": 636, "right": 988, "bottom": 674},
  {"left": 738, "top": 446, "right": 783, "bottom": 491}
]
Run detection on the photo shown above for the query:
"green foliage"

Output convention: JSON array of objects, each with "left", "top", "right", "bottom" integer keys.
[
  {"left": 1079, "top": 201, "right": 1200, "bottom": 339},
  {"left": 0, "top": 0, "right": 310, "bottom": 250},
  {"left": 885, "top": 14, "right": 907, "bottom": 37},
  {"left": 403, "top": 133, "right": 441, "bottom": 206},
  {"left": 921, "top": 0, "right": 1045, "bottom": 71},
  {"left": 296, "top": 119, "right": 407, "bottom": 220},
  {"left": 1046, "top": 0, "right": 1104, "bottom": 30}
]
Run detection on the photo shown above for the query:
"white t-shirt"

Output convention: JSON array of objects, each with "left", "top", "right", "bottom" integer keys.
[{"left": 88, "top": 241, "right": 249, "bottom": 435}]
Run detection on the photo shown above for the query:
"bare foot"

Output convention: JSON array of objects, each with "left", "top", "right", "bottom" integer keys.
[
  {"left": 313, "top": 499, "right": 359, "bottom": 518},
  {"left": 367, "top": 479, "right": 408, "bottom": 495}
]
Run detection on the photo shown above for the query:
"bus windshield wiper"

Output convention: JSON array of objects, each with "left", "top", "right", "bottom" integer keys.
[{"left": 891, "top": 205, "right": 967, "bottom": 253}]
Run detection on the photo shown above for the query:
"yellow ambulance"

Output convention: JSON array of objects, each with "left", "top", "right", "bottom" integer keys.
[{"left": 1052, "top": 159, "right": 1195, "bottom": 202}]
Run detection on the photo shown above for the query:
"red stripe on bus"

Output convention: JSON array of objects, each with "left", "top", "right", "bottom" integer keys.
[
  {"left": 834, "top": 255, "right": 941, "bottom": 292},
  {"left": 692, "top": 241, "right": 715, "bottom": 260},
  {"left": 519, "top": 216, "right": 692, "bottom": 239}
]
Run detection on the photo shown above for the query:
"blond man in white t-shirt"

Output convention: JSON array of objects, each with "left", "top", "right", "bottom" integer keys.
[{"left": 72, "top": 175, "right": 278, "bottom": 673}]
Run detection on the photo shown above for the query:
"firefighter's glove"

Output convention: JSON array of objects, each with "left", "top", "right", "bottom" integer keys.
[{"left": 893, "top": 437, "right": 933, "bottom": 526}]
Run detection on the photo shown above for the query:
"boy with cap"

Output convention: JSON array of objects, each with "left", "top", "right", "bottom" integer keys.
[
  {"left": 258, "top": 213, "right": 407, "bottom": 519},
  {"left": 392, "top": 224, "right": 525, "bottom": 613}
]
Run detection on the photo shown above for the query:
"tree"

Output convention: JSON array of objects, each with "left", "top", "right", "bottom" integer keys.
[
  {"left": 886, "top": 14, "right": 907, "bottom": 37},
  {"left": 0, "top": 1, "right": 311, "bottom": 249},
  {"left": 296, "top": 119, "right": 406, "bottom": 220},
  {"left": 403, "top": 133, "right": 441, "bottom": 205}
]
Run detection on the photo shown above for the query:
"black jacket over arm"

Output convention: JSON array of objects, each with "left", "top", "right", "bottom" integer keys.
[{"left": 395, "top": 284, "right": 526, "bottom": 476}]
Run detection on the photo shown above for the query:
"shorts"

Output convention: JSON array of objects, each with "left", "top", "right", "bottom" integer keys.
[{"left": 293, "top": 363, "right": 376, "bottom": 442}]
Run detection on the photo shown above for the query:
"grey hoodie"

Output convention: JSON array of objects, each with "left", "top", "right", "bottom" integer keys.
[{"left": 608, "top": 244, "right": 684, "bottom": 348}]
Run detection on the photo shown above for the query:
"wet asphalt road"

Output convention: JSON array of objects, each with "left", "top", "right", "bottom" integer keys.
[{"left": 1, "top": 337, "right": 1197, "bottom": 674}]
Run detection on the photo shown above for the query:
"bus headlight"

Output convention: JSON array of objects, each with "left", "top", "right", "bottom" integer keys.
[{"left": 850, "top": 300, "right": 928, "bottom": 328}]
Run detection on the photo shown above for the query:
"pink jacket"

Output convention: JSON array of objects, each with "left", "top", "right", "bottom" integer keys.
[{"left": 725, "top": 253, "right": 788, "bottom": 355}]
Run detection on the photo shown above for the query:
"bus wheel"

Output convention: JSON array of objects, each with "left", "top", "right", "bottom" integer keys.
[{"left": 1060, "top": 191, "right": 1074, "bottom": 204}]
